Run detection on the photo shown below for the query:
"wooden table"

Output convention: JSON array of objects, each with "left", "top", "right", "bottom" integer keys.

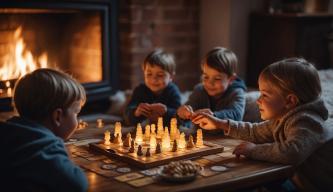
[{"left": 69, "top": 124, "right": 294, "bottom": 192}]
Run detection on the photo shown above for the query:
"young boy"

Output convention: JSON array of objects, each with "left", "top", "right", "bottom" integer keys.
[
  {"left": 124, "top": 49, "right": 181, "bottom": 126},
  {"left": 177, "top": 47, "right": 246, "bottom": 128},
  {"left": 0, "top": 68, "right": 88, "bottom": 192}
]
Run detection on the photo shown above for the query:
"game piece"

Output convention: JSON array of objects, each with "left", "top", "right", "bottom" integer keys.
[
  {"left": 114, "top": 133, "right": 122, "bottom": 145},
  {"left": 149, "top": 132, "right": 157, "bottom": 148},
  {"left": 162, "top": 127, "right": 170, "bottom": 150},
  {"left": 96, "top": 118, "right": 104, "bottom": 128},
  {"left": 137, "top": 145, "right": 143, "bottom": 156},
  {"left": 144, "top": 125, "right": 150, "bottom": 140},
  {"left": 210, "top": 165, "right": 228, "bottom": 172},
  {"left": 114, "top": 122, "right": 122, "bottom": 138},
  {"left": 101, "top": 164, "right": 117, "bottom": 170},
  {"left": 104, "top": 130, "right": 111, "bottom": 145},
  {"left": 145, "top": 147, "right": 151, "bottom": 157},
  {"left": 196, "top": 129, "right": 203, "bottom": 147},
  {"left": 155, "top": 142, "right": 162, "bottom": 154},
  {"left": 187, "top": 135, "right": 195, "bottom": 148},
  {"left": 170, "top": 118, "right": 177, "bottom": 141},
  {"left": 157, "top": 117, "right": 164, "bottom": 139},
  {"left": 129, "top": 140, "right": 135, "bottom": 153},
  {"left": 123, "top": 133, "right": 132, "bottom": 147},
  {"left": 116, "top": 167, "right": 131, "bottom": 173},
  {"left": 135, "top": 123, "right": 143, "bottom": 145},
  {"left": 151, "top": 124, "right": 156, "bottom": 135},
  {"left": 172, "top": 139, "right": 177, "bottom": 152},
  {"left": 178, "top": 132, "right": 186, "bottom": 149}
]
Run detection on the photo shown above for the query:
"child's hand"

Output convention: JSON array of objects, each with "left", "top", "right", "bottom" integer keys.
[
  {"left": 194, "top": 108, "right": 214, "bottom": 116},
  {"left": 177, "top": 105, "right": 193, "bottom": 119},
  {"left": 233, "top": 141, "right": 256, "bottom": 158},
  {"left": 134, "top": 103, "right": 151, "bottom": 117},
  {"left": 149, "top": 103, "right": 167, "bottom": 117},
  {"left": 191, "top": 112, "right": 227, "bottom": 131}
]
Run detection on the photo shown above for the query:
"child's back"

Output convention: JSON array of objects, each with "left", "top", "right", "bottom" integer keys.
[{"left": 0, "top": 68, "right": 88, "bottom": 192}]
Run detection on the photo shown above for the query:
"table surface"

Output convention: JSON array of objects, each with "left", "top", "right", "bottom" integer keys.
[{"left": 68, "top": 122, "right": 294, "bottom": 192}]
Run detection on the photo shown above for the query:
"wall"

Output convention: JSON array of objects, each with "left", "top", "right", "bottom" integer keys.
[
  {"left": 119, "top": 0, "right": 200, "bottom": 91},
  {"left": 200, "top": 0, "right": 265, "bottom": 80}
]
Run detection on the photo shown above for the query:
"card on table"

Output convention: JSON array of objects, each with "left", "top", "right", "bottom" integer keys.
[
  {"left": 127, "top": 177, "right": 155, "bottom": 187},
  {"left": 115, "top": 172, "right": 144, "bottom": 182}
]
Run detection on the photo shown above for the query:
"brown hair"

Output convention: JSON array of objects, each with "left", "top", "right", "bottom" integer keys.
[
  {"left": 13, "top": 68, "right": 86, "bottom": 121},
  {"left": 202, "top": 47, "right": 238, "bottom": 77},
  {"left": 260, "top": 58, "right": 321, "bottom": 104},
  {"left": 142, "top": 49, "right": 176, "bottom": 75}
]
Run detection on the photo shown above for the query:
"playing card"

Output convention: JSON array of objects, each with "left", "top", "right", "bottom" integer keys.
[
  {"left": 127, "top": 177, "right": 155, "bottom": 187},
  {"left": 115, "top": 172, "right": 144, "bottom": 182}
]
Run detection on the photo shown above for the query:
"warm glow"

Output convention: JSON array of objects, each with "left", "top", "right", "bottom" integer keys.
[
  {"left": 114, "top": 122, "right": 122, "bottom": 138},
  {"left": 0, "top": 26, "right": 48, "bottom": 81},
  {"left": 162, "top": 127, "right": 170, "bottom": 150},
  {"left": 135, "top": 123, "right": 143, "bottom": 145},
  {"left": 104, "top": 130, "right": 111, "bottom": 145},
  {"left": 178, "top": 132, "right": 186, "bottom": 149}
]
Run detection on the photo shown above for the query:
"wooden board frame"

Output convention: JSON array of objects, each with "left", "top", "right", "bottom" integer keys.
[{"left": 89, "top": 142, "right": 224, "bottom": 169}]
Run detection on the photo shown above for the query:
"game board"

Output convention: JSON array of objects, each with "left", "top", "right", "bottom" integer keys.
[{"left": 89, "top": 141, "right": 224, "bottom": 169}]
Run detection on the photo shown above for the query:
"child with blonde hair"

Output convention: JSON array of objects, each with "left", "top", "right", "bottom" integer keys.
[
  {"left": 177, "top": 47, "right": 246, "bottom": 128},
  {"left": 0, "top": 68, "right": 88, "bottom": 191},
  {"left": 124, "top": 49, "right": 181, "bottom": 125},
  {"left": 192, "top": 58, "right": 333, "bottom": 191}
]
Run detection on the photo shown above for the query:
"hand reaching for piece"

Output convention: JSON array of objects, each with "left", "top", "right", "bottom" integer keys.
[
  {"left": 191, "top": 112, "right": 228, "bottom": 131},
  {"left": 177, "top": 105, "right": 193, "bottom": 120},
  {"left": 149, "top": 103, "right": 167, "bottom": 117}
]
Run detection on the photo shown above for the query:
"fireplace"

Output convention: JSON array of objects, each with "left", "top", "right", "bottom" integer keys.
[{"left": 0, "top": 0, "right": 118, "bottom": 111}]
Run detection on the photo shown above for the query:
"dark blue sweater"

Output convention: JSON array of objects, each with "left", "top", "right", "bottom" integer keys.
[
  {"left": 0, "top": 117, "right": 88, "bottom": 192},
  {"left": 124, "top": 82, "right": 181, "bottom": 126}
]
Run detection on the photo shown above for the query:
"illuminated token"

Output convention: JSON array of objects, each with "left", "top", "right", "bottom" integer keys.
[
  {"left": 210, "top": 165, "right": 228, "bottom": 172},
  {"left": 101, "top": 164, "right": 117, "bottom": 170},
  {"left": 116, "top": 167, "right": 131, "bottom": 173}
]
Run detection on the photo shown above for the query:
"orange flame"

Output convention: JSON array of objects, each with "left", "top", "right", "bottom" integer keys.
[{"left": 0, "top": 26, "right": 48, "bottom": 81}]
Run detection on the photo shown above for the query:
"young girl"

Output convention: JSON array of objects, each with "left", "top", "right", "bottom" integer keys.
[{"left": 192, "top": 58, "right": 333, "bottom": 191}]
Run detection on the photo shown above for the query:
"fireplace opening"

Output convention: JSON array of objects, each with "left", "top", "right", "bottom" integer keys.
[{"left": 0, "top": 1, "right": 119, "bottom": 112}]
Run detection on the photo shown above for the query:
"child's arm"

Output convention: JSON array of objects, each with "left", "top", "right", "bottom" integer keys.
[
  {"left": 177, "top": 105, "right": 193, "bottom": 120},
  {"left": 163, "top": 83, "right": 182, "bottom": 119},
  {"left": 192, "top": 112, "right": 274, "bottom": 143},
  {"left": 213, "top": 88, "right": 246, "bottom": 121},
  {"left": 124, "top": 86, "right": 147, "bottom": 125}
]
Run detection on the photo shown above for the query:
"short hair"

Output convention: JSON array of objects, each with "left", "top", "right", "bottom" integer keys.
[
  {"left": 13, "top": 68, "right": 86, "bottom": 121},
  {"left": 142, "top": 49, "right": 176, "bottom": 75},
  {"left": 259, "top": 58, "right": 321, "bottom": 104},
  {"left": 202, "top": 47, "right": 238, "bottom": 77}
]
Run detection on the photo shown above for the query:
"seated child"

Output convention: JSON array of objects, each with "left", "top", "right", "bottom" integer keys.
[
  {"left": 0, "top": 68, "right": 88, "bottom": 192},
  {"left": 192, "top": 58, "right": 333, "bottom": 191},
  {"left": 177, "top": 47, "right": 246, "bottom": 128},
  {"left": 124, "top": 49, "right": 181, "bottom": 126}
]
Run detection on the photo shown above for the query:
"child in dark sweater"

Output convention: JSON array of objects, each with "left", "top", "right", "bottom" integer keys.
[
  {"left": 0, "top": 68, "right": 88, "bottom": 192},
  {"left": 124, "top": 49, "right": 181, "bottom": 126},
  {"left": 177, "top": 47, "right": 246, "bottom": 128}
]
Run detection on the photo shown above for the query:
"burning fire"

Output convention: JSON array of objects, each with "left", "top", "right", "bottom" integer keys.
[{"left": 0, "top": 26, "right": 48, "bottom": 81}]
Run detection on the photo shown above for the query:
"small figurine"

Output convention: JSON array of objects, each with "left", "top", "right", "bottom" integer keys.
[
  {"left": 187, "top": 135, "right": 195, "bottom": 148},
  {"left": 114, "top": 133, "right": 122, "bottom": 145},
  {"left": 155, "top": 142, "right": 162, "bottom": 154},
  {"left": 172, "top": 139, "right": 177, "bottom": 152},
  {"left": 146, "top": 147, "right": 151, "bottom": 157},
  {"left": 137, "top": 145, "right": 143, "bottom": 156},
  {"left": 129, "top": 140, "right": 135, "bottom": 153},
  {"left": 123, "top": 133, "right": 132, "bottom": 147}
]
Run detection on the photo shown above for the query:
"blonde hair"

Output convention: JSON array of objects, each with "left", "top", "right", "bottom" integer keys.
[
  {"left": 13, "top": 68, "right": 86, "bottom": 121},
  {"left": 142, "top": 49, "right": 176, "bottom": 75},
  {"left": 260, "top": 58, "right": 321, "bottom": 104},
  {"left": 202, "top": 47, "right": 238, "bottom": 77}
]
